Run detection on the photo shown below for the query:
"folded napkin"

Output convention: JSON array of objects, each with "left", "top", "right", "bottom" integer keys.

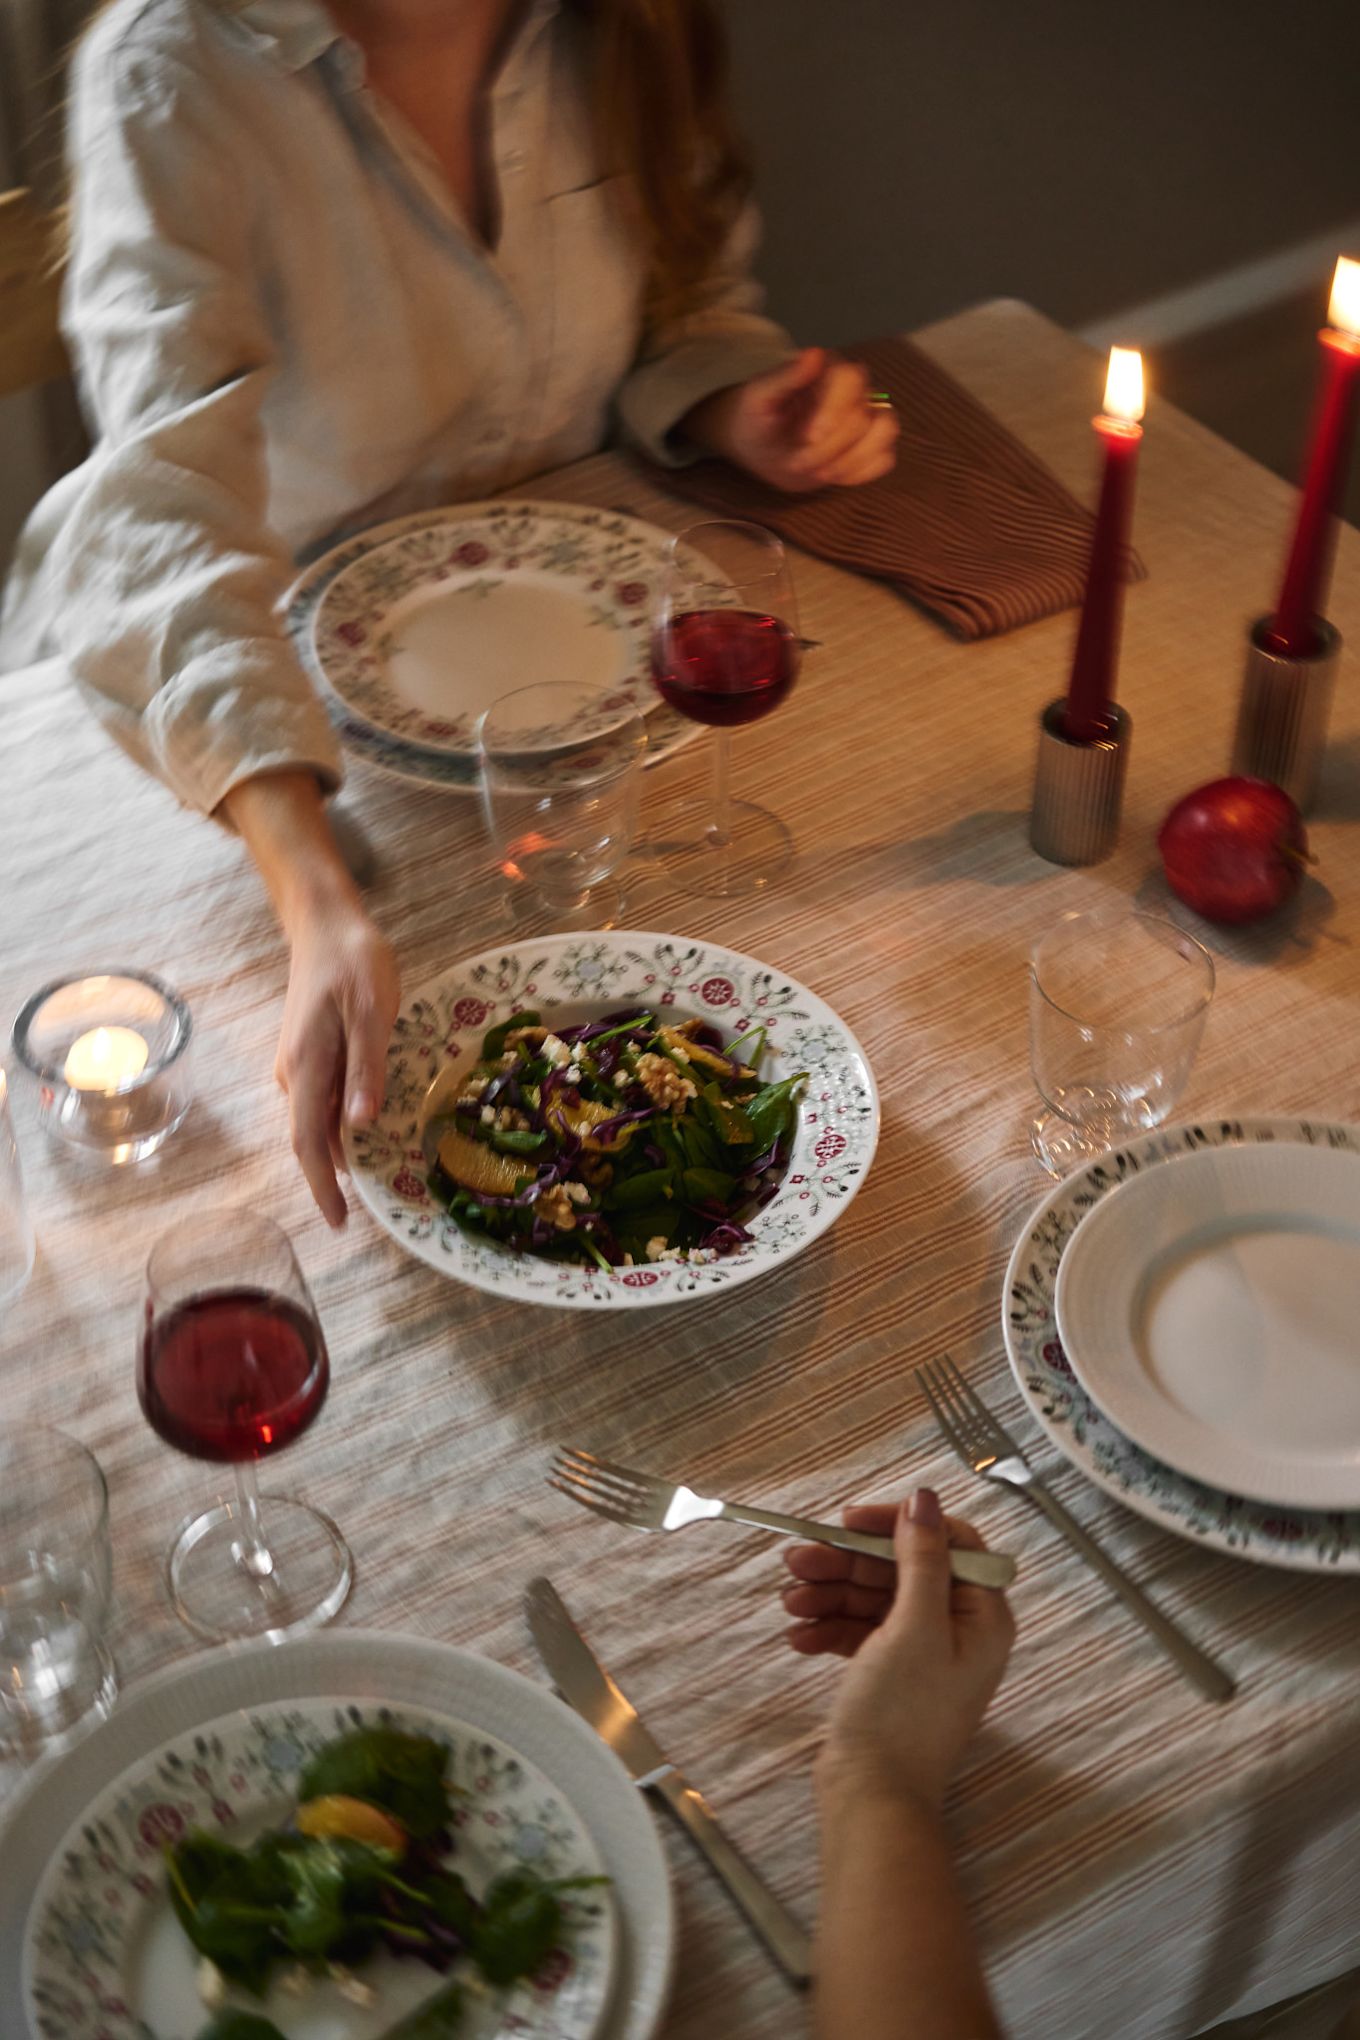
[{"left": 655, "top": 335, "right": 1147, "bottom": 641}]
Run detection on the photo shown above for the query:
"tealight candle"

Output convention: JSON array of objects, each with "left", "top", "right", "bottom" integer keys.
[{"left": 63, "top": 1026, "right": 151, "bottom": 1093}]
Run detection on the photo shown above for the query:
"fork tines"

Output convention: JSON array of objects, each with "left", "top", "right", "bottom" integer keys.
[
  {"left": 916, "top": 1353, "right": 1020, "bottom": 1469},
  {"left": 548, "top": 1445, "right": 662, "bottom": 1532}
]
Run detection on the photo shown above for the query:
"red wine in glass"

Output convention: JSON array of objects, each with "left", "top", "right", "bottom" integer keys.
[
  {"left": 652, "top": 608, "right": 800, "bottom": 728},
  {"left": 139, "top": 1287, "right": 329, "bottom": 1464}
]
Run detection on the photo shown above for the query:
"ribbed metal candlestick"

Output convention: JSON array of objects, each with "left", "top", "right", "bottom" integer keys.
[
  {"left": 1029, "top": 699, "right": 1131, "bottom": 867},
  {"left": 1230, "top": 615, "right": 1341, "bottom": 814}
]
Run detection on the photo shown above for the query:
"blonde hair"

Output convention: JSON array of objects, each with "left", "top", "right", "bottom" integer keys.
[{"left": 571, "top": 0, "right": 751, "bottom": 315}]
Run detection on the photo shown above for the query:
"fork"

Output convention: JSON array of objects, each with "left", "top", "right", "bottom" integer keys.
[
  {"left": 917, "top": 1356, "right": 1235, "bottom": 1702},
  {"left": 549, "top": 1446, "right": 1017, "bottom": 1589}
]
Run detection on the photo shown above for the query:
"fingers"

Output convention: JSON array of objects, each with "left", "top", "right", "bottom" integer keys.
[
  {"left": 760, "top": 345, "right": 827, "bottom": 409},
  {"left": 783, "top": 1579, "right": 892, "bottom": 1624},
  {"left": 785, "top": 1617, "right": 876, "bottom": 1659},
  {"left": 343, "top": 972, "right": 398, "bottom": 1126},
  {"left": 841, "top": 1504, "right": 900, "bottom": 1538},
  {"left": 288, "top": 1053, "right": 348, "bottom": 1230},
  {"left": 782, "top": 1540, "right": 897, "bottom": 1591},
  {"left": 812, "top": 408, "right": 900, "bottom": 488},
  {"left": 886, "top": 1489, "right": 954, "bottom": 1635}
]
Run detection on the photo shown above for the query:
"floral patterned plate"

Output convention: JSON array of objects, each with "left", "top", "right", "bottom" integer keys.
[
  {"left": 286, "top": 503, "right": 705, "bottom": 783},
  {"left": 344, "top": 931, "right": 879, "bottom": 1310},
  {"left": 23, "top": 1694, "right": 615, "bottom": 2040},
  {"left": 1004, "top": 1116, "right": 1360, "bottom": 1572}
]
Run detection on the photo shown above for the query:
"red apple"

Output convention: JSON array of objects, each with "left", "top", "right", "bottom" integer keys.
[{"left": 1158, "top": 777, "right": 1310, "bottom": 925}]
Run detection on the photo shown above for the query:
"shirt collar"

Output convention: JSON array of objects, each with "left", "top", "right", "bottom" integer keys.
[{"left": 223, "top": 0, "right": 560, "bottom": 77}]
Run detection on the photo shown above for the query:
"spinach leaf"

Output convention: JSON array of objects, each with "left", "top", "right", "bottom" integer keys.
[
  {"left": 681, "top": 1166, "right": 739, "bottom": 1208},
  {"left": 489, "top": 1128, "right": 547, "bottom": 1156},
  {"left": 194, "top": 2017, "right": 289, "bottom": 2040},
  {"left": 375, "top": 1981, "right": 467, "bottom": 2038},
  {"left": 299, "top": 1729, "right": 452, "bottom": 1841},
  {"left": 745, "top": 1075, "right": 807, "bottom": 1152},
  {"left": 472, "top": 1869, "right": 563, "bottom": 1986},
  {"left": 604, "top": 1166, "right": 676, "bottom": 1211},
  {"left": 276, "top": 1837, "right": 353, "bottom": 1956},
  {"left": 697, "top": 1082, "right": 755, "bottom": 1149},
  {"left": 166, "top": 1833, "right": 285, "bottom": 1993},
  {"left": 482, "top": 1010, "right": 539, "bottom": 1061}
]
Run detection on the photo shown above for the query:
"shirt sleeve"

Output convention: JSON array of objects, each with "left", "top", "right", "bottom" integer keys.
[
  {"left": 614, "top": 202, "right": 794, "bottom": 466},
  {"left": 49, "top": 31, "right": 342, "bottom": 816}
]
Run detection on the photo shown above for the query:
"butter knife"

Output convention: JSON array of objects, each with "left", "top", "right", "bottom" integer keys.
[{"left": 525, "top": 1576, "right": 813, "bottom": 1985}]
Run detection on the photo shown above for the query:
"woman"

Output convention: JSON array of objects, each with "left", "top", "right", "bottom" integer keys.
[
  {"left": 784, "top": 1490, "right": 1015, "bottom": 2039},
  {"left": 1, "top": 0, "right": 896, "bottom": 1222}
]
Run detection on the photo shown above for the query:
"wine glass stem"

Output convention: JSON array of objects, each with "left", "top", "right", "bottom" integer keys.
[
  {"left": 711, "top": 731, "right": 733, "bottom": 849},
  {"left": 231, "top": 1457, "right": 278, "bottom": 1584}
]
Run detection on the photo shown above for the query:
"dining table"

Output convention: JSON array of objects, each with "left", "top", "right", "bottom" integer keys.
[{"left": 3, "top": 297, "right": 1359, "bottom": 2040}]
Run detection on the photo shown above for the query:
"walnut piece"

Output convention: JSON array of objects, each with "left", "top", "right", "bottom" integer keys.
[{"left": 635, "top": 1051, "right": 697, "bottom": 1111}]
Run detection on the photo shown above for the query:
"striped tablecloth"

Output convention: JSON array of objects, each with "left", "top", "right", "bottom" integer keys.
[{"left": 3, "top": 301, "right": 1359, "bottom": 2039}]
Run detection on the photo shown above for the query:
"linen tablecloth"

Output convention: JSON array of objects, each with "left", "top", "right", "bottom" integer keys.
[{"left": 2, "top": 301, "right": 1358, "bottom": 2040}]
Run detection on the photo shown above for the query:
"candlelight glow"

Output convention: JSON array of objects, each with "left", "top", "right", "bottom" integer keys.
[
  {"left": 63, "top": 1024, "right": 150, "bottom": 1093},
  {"left": 1103, "top": 347, "right": 1145, "bottom": 424},
  {"left": 1327, "top": 256, "right": 1360, "bottom": 340}
]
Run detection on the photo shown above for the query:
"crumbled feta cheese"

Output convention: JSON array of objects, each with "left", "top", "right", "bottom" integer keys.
[
  {"left": 480, "top": 1105, "right": 495, "bottom": 1125},
  {"left": 542, "top": 1033, "right": 571, "bottom": 1065},
  {"left": 566, "top": 1062, "right": 582, "bottom": 1084},
  {"left": 612, "top": 1070, "right": 629, "bottom": 1088},
  {"left": 197, "top": 1959, "right": 226, "bottom": 2010},
  {"left": 463, "top": 1073, "right": 489, "bottom": 1099},
  {"left": 670, "top": 1045, "right": 691, "bottom": 1064}
]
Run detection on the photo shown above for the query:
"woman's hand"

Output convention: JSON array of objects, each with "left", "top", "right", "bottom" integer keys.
[
  {"left": 684, "top": 346, "right": 899, "bottom": 492},
  {"left": 221, "top": 770, "right": 400, "bottom": 1228},
  {"left": 275, "top": 892, "right": 400, "bottom": 1227},
  {"left": 783, "top": 1491, "right": 1014, "bottom": 1812}
]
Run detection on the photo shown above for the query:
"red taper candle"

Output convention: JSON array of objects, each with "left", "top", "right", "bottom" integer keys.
[
  {"left": 1267, "top": 256, "right": 1360, "bottom": 658},
  {"left": 1064, "top": 347, "right": 1145, "bottom": 743}
]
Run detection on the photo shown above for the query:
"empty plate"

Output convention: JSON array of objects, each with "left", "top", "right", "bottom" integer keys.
[{"left": 1055, "top": 1142, "right": 1360, "bottom": 1509}]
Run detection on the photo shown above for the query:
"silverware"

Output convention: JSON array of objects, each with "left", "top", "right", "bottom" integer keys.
[
  {"left": 549, "top": 1445, "right": 1016, "bottom": 1590},
  {"left": 917, "top": 1355, "right": 1236, "bottom": 1703},
  {"left": 524, "top": 1577, "right": 813, "bottom": 1984}
]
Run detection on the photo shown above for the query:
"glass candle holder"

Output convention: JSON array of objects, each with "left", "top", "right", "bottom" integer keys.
[{"left": 12, "top": 970, "right": 193, "bottom": 1163}]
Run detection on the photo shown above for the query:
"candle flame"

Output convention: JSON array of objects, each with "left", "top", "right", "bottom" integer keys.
[
  {"left": 1103, "top": 347, "right": 1145, "bottom": 424},
  {"left": 1327, "top": 256, "right": 1360, "bottom": 340}
]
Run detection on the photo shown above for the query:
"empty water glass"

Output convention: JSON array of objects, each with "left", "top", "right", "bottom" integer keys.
[
  {"left": 0, "top": 1426, "right": 117, "bottom": 1760},
  {"left": 1029, "top": 905, "right": 1215, "bottom": 1177},
  {"left": 478, "top": 684, "right": 646, "bottom": 929},
  {"left": 0, "top": 1069, "right": 35, "bottom": 1312}
]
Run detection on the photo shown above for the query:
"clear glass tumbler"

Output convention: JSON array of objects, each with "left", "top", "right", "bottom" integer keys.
[
  {"left": 0, "top": 1069, "right": 35, "bottom": 1312},
  {"left": 0, "top": 1426, "right": 117, "bottom": 1760},
  {"left": 1029, "top": 906, "right": 1215, "bottom": 1176},
  {"left": 478, "top": 684, "right": 646, "bottom": 929}
]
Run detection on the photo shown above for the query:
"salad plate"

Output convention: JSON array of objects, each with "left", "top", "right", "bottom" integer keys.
[
  {"left": 1004, "top": 1116, "right": 1360, "bottom": 1572},
  {"left": 1055, "top": 1142, "right": 1360, "bottom": 1510},
  {"left": 0, "top": 1634, "right": 674, "bottom": 2040},
  {"left": 285, "top": 504, "right": 704, "bottom": 791},
  {"left": 344, "top": 931, "right": 879, "bottom": 1310}
]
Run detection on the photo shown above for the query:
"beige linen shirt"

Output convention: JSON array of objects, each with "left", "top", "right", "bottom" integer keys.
[{"left": 0, "top": 0, "right": 791, "bottom": 813}]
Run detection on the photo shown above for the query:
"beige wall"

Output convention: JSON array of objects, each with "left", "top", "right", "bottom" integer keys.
[{"left": 726, "top": 0, "right": 1359, "bottom": 344}]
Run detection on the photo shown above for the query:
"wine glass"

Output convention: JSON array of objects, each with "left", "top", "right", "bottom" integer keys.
[
  {"left": 137, "top": 1210, "right": 351, "bottom": 1642},
  {"left": 652, "top": 519, "right": 801, "bottom": 896},
  {"left": 477, "top": 683, "right": 646, "bottom": 930},
  {"left": 1029, "top": 906, "right": 1215, "bottom": 1177}
]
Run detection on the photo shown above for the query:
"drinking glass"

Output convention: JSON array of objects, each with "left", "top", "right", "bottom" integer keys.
[
  {"left": 0, "top": 1069, "right": 35, "bottom": 1312},
  {"left": 478, "top": 683, "right": 646, "bottom": 930},
  {"left": 0, "top": 1426, "right": 116, "bottom": 1760},
  {"left": 1030, "top": 906, "right": 1215, "bottom": 1176},
  {"left": 651, "top": 519, "right": 801, "bottom": 896},
  {"left": 138, "top": 1210, "right": 351, "bottom": 1643}
]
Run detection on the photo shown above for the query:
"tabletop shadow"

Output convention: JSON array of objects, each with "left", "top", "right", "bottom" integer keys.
[
  {"left": 1132, "top": 866, "right": 1343, "bottom": 968},
  {"left": 795, "top": 809, "right": 1068, "bottom": 907},
  {"left": 1311, "top": 733, "right": 1360, "bottom": 823}
]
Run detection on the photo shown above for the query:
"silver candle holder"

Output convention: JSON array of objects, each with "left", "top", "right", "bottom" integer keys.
[
  {"left": 1029, "top": 699, "right": 1132, "bottom": 866},
  {"left": 12, "top": 970, "right": 193, "bottom": 1163},
  {"left": 1230, "top": 615, "right": 1342, "bottom": 815}
]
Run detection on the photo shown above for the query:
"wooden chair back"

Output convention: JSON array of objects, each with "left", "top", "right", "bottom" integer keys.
[{"left": 0, "top": 187, "right": 69, "bottom": 400}]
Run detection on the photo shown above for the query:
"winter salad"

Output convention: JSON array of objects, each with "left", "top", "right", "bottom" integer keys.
[
  {"left": 168, "top": 1725, "right": 603, "bottom": 2039},
  {"left": 425, "top": 1008, "right": 806, "bottom": 1268}
]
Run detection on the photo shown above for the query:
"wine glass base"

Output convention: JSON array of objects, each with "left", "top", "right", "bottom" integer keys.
[
  {"left": 1031, "top": 1112, "right": 1118, "bottom": 1179},
  {"left": 654, "top": 796, "right": 794, "bottom": 899},
  {"left": 167, "top": 1494, "right": 353, "bottom": 1645},
  {"left": 501, "top": 873, "right": 631, "bottom": 934}
]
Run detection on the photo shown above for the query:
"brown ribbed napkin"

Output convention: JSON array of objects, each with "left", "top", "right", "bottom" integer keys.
[{"left": 655, "top": 335, "right": 1147, "bottom": 641}]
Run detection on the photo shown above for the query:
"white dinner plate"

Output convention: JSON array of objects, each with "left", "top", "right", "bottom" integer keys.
[
  {"left": 0, "top": 1633, "right": 674, "bottom": 2040},
  {"left": 1056, "top": 1143, "right": 1360, "bottom": 1509},
  {"left": 285, "top": 503, "right": 705, "bottom": 790},
  {"left": 343, "top": 930, "right": 879, "bottom": 1310},
  {"left": 1003, "top": 1116, "right": 1360, "bottom": 1571}
]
